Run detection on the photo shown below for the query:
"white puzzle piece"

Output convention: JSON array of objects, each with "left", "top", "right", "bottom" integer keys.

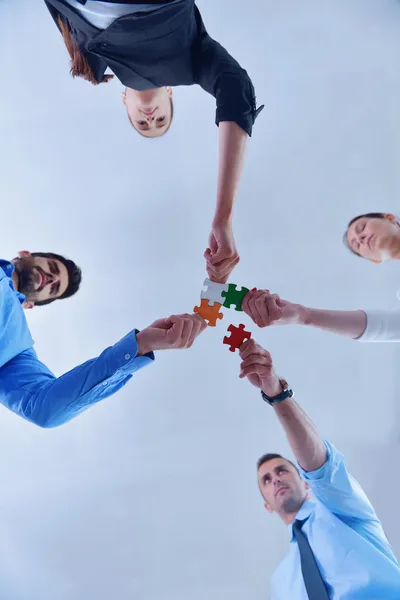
[{"left": 200, "top": 278, "right": 229, "bottom": 306}]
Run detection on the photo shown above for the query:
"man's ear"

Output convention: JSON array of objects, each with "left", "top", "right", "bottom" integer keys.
[
  {"left": 22, "top": 301, "right": 34, "bottom": 310},
  {"left": 122, "top": 91, "right": 127, "bottom": 106},
  {"left": 18, "top": 250, "right": 31, "bottom": 258},
  {"left": 264, "top": 502, "right": 273, "bottom": 515},
  {"left": 371, "top": 259, "right": 382, "bottom": 264}
]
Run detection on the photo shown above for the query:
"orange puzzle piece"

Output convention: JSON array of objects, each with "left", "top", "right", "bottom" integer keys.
[{"left": 193, "top": 299, "right": 224, "bottom": 327}]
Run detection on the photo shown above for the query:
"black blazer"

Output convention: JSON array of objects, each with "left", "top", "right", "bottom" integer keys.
[{"left": 44, "top": 0, "right": 263, "bottom": 135}]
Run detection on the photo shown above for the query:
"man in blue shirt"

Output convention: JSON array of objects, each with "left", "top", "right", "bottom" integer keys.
[
  {"left": 238, "top": 333, "right": 400, "bottom": 599},
  {"left": 0, "top": 250, "right": 206, "bottom": 428}
]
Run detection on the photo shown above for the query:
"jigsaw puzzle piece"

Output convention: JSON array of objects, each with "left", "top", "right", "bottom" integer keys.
[
  {"left": 223, "top": 323, "right": 251, "bottom": 352},
  {"left": 221, "top": 284, "right": 250, "bottom": 311},
  {"left": 200, "top": 278, "right": 229, "bottom": 307},
  {"left": 193, "top": 299, "right": 224, "bottom": 327}
]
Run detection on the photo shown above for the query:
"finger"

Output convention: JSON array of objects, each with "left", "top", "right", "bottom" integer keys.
[
  {"left": 180, "top": 317, "right": 194, "bottom": 348},
  {"left": 240, "top": 362, "right": 274, "bottom": 380},
  {"left": 245, "top": 289, "right": 268, "bottom": 327},
  {"left": 148, "top": 317, "right": 173, "bottom": 330},
  {"left": 265, "top": 294, "right": 282, "bottom": 323},
  {"left": 167, "top": 317, "right": 185, "bottom": 346},
  {"left": 238, "top": 338, "right": 260, "bottom": 360},
  {"left": 252, "top": 290, "right": 270, "bottom": 327},
  {"left": 188, "top": 315, "right": 206, "bottom": 345},
  {"left": 206, "top": 256, "right": 239, "bottom": 280},
  {"left": 240, "top": 353, "right": 271, "bottom": 372},
  {"left": 242, "top": 288, "right": 258, "bottom": 313}
]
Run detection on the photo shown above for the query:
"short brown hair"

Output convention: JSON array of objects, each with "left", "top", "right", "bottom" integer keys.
[
  {"left": 257, "top": 453, "right": 300, "bottom": 476},
  {"left": 58, "top": 16, "right": 114, "bottom": 85}
]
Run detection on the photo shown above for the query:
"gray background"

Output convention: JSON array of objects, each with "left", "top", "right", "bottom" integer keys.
[{"left": 1, "top": 0, "right": 400, "bottom": 598}]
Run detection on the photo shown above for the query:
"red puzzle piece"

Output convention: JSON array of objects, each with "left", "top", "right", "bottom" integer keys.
[{"left": 223, "top": 324, "right": 251, "bottom": 352}]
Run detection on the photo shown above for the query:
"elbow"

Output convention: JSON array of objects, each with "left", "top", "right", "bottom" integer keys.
[{"left": 28, "top": 414, "right": 61, "bottom": 429}]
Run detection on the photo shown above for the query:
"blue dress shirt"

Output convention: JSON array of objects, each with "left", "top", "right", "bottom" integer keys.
[
  {"left": 270, "top": 441, "right": 400, "bottom": 599},
  {"left": 0, "top": 260, "right": 154, "bottom": 428}
]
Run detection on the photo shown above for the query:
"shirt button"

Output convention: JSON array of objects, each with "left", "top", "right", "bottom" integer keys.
[
  {"left": 102, "top": 382, "right": 107, "bottom": 387},
  {"left": 124, "top": 353, "right": 131, "bottom": 361}
]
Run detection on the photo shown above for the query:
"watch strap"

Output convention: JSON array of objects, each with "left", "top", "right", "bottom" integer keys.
[{"left": 261, "top": 379, "right": 294, "bottom": 406}]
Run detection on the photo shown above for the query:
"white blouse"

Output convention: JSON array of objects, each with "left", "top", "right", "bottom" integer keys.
[
  {"left": 65, "top": 0, "right": 168, "bottom": 29},
  {"left": 359, "top": 309, "right": 400, "bottom": 342}
]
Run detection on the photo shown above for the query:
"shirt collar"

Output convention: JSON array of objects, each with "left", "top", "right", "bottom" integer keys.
[
  {"left": 288, "top": 498, "right": 316, "bottom": 541},
  {"left": 0, "top": 260, "right": 26, "bottom": 304}
]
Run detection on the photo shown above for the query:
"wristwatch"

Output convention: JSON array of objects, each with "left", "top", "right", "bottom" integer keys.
[{"left": 261, "top": 378, "right": 294, "bottom": 406}]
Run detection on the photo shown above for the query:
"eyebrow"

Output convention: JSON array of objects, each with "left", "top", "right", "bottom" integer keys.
[
  {"left": 261, "top": 464, "right": 287, "bottom": 483},
  {"left": 137, "top": 121, "right": 168, "bottom": 131},
  {"left": 49, "top": 260, "right": 60, "bottom": 276},
  {"left": 51, "top": 281, "right": 61, "bottom": 296}
]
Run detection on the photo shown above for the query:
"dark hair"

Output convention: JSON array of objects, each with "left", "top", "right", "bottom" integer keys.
[
  {"left": 343, "top": 212, "right": 386, "bottom": 257},
  {"left": 257, "top": 453, "right": 300, "bottom": 476},
  {"left": 58, "top": 17, "right": 114, "bottom": 85},
  {"left": 127, "top": 97, "right": 174, "bottom": 137},
  {"left": 30, "top": 252, "right": 82, "bottom": 306}
]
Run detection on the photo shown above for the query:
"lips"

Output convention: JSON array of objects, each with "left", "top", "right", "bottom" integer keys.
[{"left": 275, "top": 486, "right": 289, "bottom": 497}]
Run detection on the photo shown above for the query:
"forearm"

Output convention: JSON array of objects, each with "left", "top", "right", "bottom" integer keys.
[
  {"left": 301, "top": 306, "right": 367, "bottom": 339},
  {"left": 273, "top": 397, "right": 327, "bottom": 472},
  {"left": 213, "top": 121, "right": 248, "bottom": 223}
]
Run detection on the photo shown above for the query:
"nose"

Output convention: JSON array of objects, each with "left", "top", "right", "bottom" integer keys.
[{"left": 145, "top": 115, "right": 155, "bottom": 124}]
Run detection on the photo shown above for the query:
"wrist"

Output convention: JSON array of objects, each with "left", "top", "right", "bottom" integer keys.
[
  {"left": 213, "top": 212, "right": 233, "bottom": 228},
  {"left": 261, "top": 377, "right": 283, "bottom": 398},
  {"left": 298, "top": 305, "right": 313, "bottom": 326},
  {"left": 136, "top": 330, "right": 151, "bottom": 356}
]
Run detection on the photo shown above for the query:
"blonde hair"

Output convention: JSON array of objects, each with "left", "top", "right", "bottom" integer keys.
[{"left": 58, "top": 16, "right": 114, "bottom": 85}]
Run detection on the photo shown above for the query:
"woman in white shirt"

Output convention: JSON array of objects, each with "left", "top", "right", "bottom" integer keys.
[{"left": 241, "top": 212, "right": 400, "bottom": 343}]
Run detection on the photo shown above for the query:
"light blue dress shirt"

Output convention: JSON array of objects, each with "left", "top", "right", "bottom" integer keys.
[
  {"left": 270, "top": 441, "right": 400, "bottom": 599},
  {"left": 0, "top": 259, "right": 154, "bottom": 428}
]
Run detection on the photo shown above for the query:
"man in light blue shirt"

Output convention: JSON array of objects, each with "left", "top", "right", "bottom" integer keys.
[
  {"left": 0, "top": 250, "right": 206, "bottom": 428},
  {"left": 238, "top": 333, "right": 400, "bottom": 599}
]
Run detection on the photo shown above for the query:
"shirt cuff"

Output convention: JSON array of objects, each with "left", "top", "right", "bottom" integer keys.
[
  {"left": 110, "top": 329, "right": 155, "bottom": 376},
  {"left": 298, "top": 441, "right": 342, "bottom": 482}
]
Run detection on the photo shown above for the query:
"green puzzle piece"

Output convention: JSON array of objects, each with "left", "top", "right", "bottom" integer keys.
[{"left": 221, "top": 284, "right": 249, "bottom": 311}]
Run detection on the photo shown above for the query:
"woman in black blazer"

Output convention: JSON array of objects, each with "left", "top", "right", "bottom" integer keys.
[{"left": 44, "top": 0, "right": 264, "bottom": 283}]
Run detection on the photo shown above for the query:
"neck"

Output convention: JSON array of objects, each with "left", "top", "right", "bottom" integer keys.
[
  {"left": 278, "top": 495, "right": 308, "bottom": 526},
  {"left": 11, "top": 269, "right": 19, "bottom": 291}
]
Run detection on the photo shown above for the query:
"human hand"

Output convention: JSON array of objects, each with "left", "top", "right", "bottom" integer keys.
[
  {"left": 204, "top": 220, "right": 239, "bottom": 284},
  {"left": 136, "top": 313, "right": 207, "bottom": 355},
  {"left": 242, "top": 289, "right": 305, "bottom": 328},
  {"left": 238, "top": 338, "right": 282, "bottom": 397}
]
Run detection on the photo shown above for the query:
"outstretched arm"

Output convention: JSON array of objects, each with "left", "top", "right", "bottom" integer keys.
[
  {"left": 239, "top": 338, "right": 327, "bottom": 471},
  {"left": 194, "top": 12, "right": 263, "bottom": 282},
  {"left": 0, "top": 314, "right": 206, "bottom": 428},
  {"left": 242, "top": 289, "right": 400, "bottom": 342}
]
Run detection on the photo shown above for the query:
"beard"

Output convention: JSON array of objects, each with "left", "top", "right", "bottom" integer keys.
[
  {"left": 280, "top": 490, "right": 305, "bottom": 514},
  {"left": 13, "top": 256, "right": 38, "bottom": 300}
]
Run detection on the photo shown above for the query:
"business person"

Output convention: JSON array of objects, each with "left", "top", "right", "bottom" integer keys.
[
  {"left": 0, "top": 249, "right": 206, "bottom": 428},
  {"left": 238, "top": 336, "right": 400, "bottom": 599},
  {"left": 44, "top": 0, "right": 264, "bottom": 284}
]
